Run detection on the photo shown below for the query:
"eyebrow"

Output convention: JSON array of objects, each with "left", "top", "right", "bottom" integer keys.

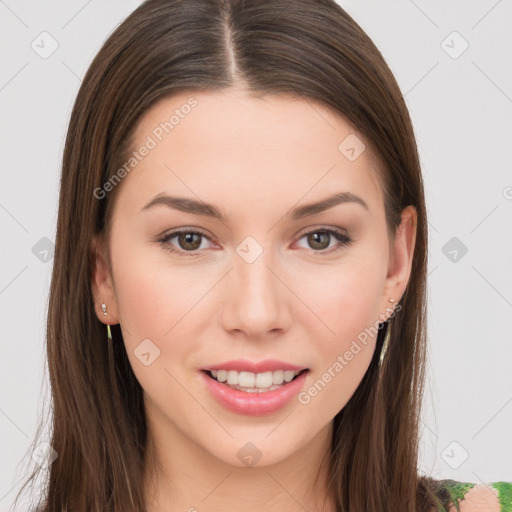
[{"left": 140, "top": 191, "right": 369, "bottom": 222}]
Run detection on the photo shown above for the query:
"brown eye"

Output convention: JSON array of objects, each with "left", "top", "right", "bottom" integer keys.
[
  {"left": 296, "top": 227, "right": 352, "bottom": 254},
  {"left": 176, "top": 232, "right": 202, "bottom": 251},
  {"left": 306, "top": 232, "right": 331, "bottom": 250},
  {"left": 158, "top": 229, "right": 213, "bottom": 256},
  {"left": 158, "top": 226, "right": 351, "bottom": 257}
]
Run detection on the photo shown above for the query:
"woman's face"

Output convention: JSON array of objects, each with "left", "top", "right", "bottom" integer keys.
[{"left": 92, "top": 88, "right": 416, "bottom": 470}]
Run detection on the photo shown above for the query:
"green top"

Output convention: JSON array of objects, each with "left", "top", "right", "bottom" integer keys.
[{"left": 439, "top": 480, "right": 512, "bottom": 512}]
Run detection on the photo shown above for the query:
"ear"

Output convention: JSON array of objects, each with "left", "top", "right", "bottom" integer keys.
[
  {"left": 381, "top": 205, "right": 417, "bottom": 318},
  {"left": 90, "top": 234, "right": 120, "bottom": 325}
]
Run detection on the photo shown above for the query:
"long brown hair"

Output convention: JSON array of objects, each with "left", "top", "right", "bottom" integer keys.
[{"left": 13, "top": 0, "right": 449, "bottom": 510}]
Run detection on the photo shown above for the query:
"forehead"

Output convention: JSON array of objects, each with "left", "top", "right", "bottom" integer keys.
[{"left": 119, "top": 89, "right": 383, "bottom": 217}]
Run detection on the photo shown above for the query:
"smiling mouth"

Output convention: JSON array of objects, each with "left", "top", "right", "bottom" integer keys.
[{"left": 202, "top": 368, "right": 309, "bottom": 393}]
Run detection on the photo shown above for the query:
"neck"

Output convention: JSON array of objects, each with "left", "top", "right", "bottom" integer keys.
[{"left": 142, "top": 412, "right": 336, "bottom": 512}]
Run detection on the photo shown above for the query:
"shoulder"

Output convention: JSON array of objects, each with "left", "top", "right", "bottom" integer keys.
[{"left": 442, "top": 480, "right": 512, "bottom": 512}]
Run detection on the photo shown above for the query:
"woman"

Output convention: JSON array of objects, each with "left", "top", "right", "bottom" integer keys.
[{"left": 13, "top": 0, "right": 511, "bottom": 510}]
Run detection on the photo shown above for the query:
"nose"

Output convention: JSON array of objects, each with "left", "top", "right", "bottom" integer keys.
[{"left": 221, "top": 247, "right": 292, "bottom": 339}]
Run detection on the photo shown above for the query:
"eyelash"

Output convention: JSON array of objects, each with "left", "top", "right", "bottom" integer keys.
[{"left": 157, "top": 226, "right": 352, "bottom": 257}]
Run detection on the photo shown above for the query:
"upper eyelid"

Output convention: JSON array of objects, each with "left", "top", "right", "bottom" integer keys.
[
  {"left": 296, "top": 225, "right": 349, "bottom": 237},
  {"left": 160, "top": 225, "right": 348, "bottom": 238}
]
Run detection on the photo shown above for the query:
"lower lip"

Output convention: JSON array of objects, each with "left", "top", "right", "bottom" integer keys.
[{"left": 200, "top": 370, "right": 309, "bottom": 416}]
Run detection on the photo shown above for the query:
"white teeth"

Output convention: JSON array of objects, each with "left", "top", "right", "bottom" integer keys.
[
  {"left": 255, "top": 371, "right": 273, "bottom": 388},
  {"left": 208, "top": 369, "right": 303, "bottom": 388},
  {"left": 283, "top": 370, "right": 296, "bottom": 383},
  {"left": 238, "top": 371, "right": 255, "bottom": 387},
  {"left": 227, "top": 370, "right": 239, "bottom": 385},
  {"left": 273, "top": 370, "right": 284, "bottom": 385}
]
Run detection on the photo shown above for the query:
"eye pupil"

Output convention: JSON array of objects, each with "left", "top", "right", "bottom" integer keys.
[
  {"left": 308, "top": 232, "right": 330, "bottom": 250},
  {"left": 179, "top": 232, "right": 202, "bottom": 250}
]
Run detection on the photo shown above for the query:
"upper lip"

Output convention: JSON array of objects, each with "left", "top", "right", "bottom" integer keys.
[{"left": 202, "top": 359, "right": 309, "bottom": 373}]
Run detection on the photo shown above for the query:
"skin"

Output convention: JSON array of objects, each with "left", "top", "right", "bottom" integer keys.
[
  {"left": 450, "top": 485, "right": 501, "bottom": 512},
  {"left": 91, "top": 88, "right": 417, "bottom": 512}
]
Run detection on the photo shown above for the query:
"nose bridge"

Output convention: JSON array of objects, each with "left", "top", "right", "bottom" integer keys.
[
  {"left": 223, "top": 237, "right": 288, "bottom": 335},
  {"left": 237, "top": 241, "right": 281, "bottom": 308}
]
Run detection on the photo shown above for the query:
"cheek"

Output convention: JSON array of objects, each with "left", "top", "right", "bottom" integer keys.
[
  {"left": 109, "top": 247, "right": 199, "bottom": 400},
  {"left": 298, "top": 252, "right": 386, "bottom": 345},
  {"left": 296, "top": 299, "right": 380, "bottom": 418},
  {"left": 294, "top": 252, "right": 386, "bottom": 411},
  {"left": 109, "top": 234, "right": 191, "bottom": 350}
]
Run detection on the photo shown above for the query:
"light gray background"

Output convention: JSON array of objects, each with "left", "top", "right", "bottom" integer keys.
[{"left": 1, "top": 0, "right": 511, "bottom": 509}]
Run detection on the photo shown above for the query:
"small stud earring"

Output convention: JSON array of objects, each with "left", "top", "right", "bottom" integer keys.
[{"left": 101, "top": 303, "right": 107, "bottom": 316}]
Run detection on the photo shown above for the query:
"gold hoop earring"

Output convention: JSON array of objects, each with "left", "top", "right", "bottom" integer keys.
[
  {"left": 379, "top": 298, "right": 397, "bottom": 367},
  {"left": 379, "top": 321, "right": 391, "bottom": 367},
  {"left": 101, "top": 303, "right": 112, "bottom": 342}
]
